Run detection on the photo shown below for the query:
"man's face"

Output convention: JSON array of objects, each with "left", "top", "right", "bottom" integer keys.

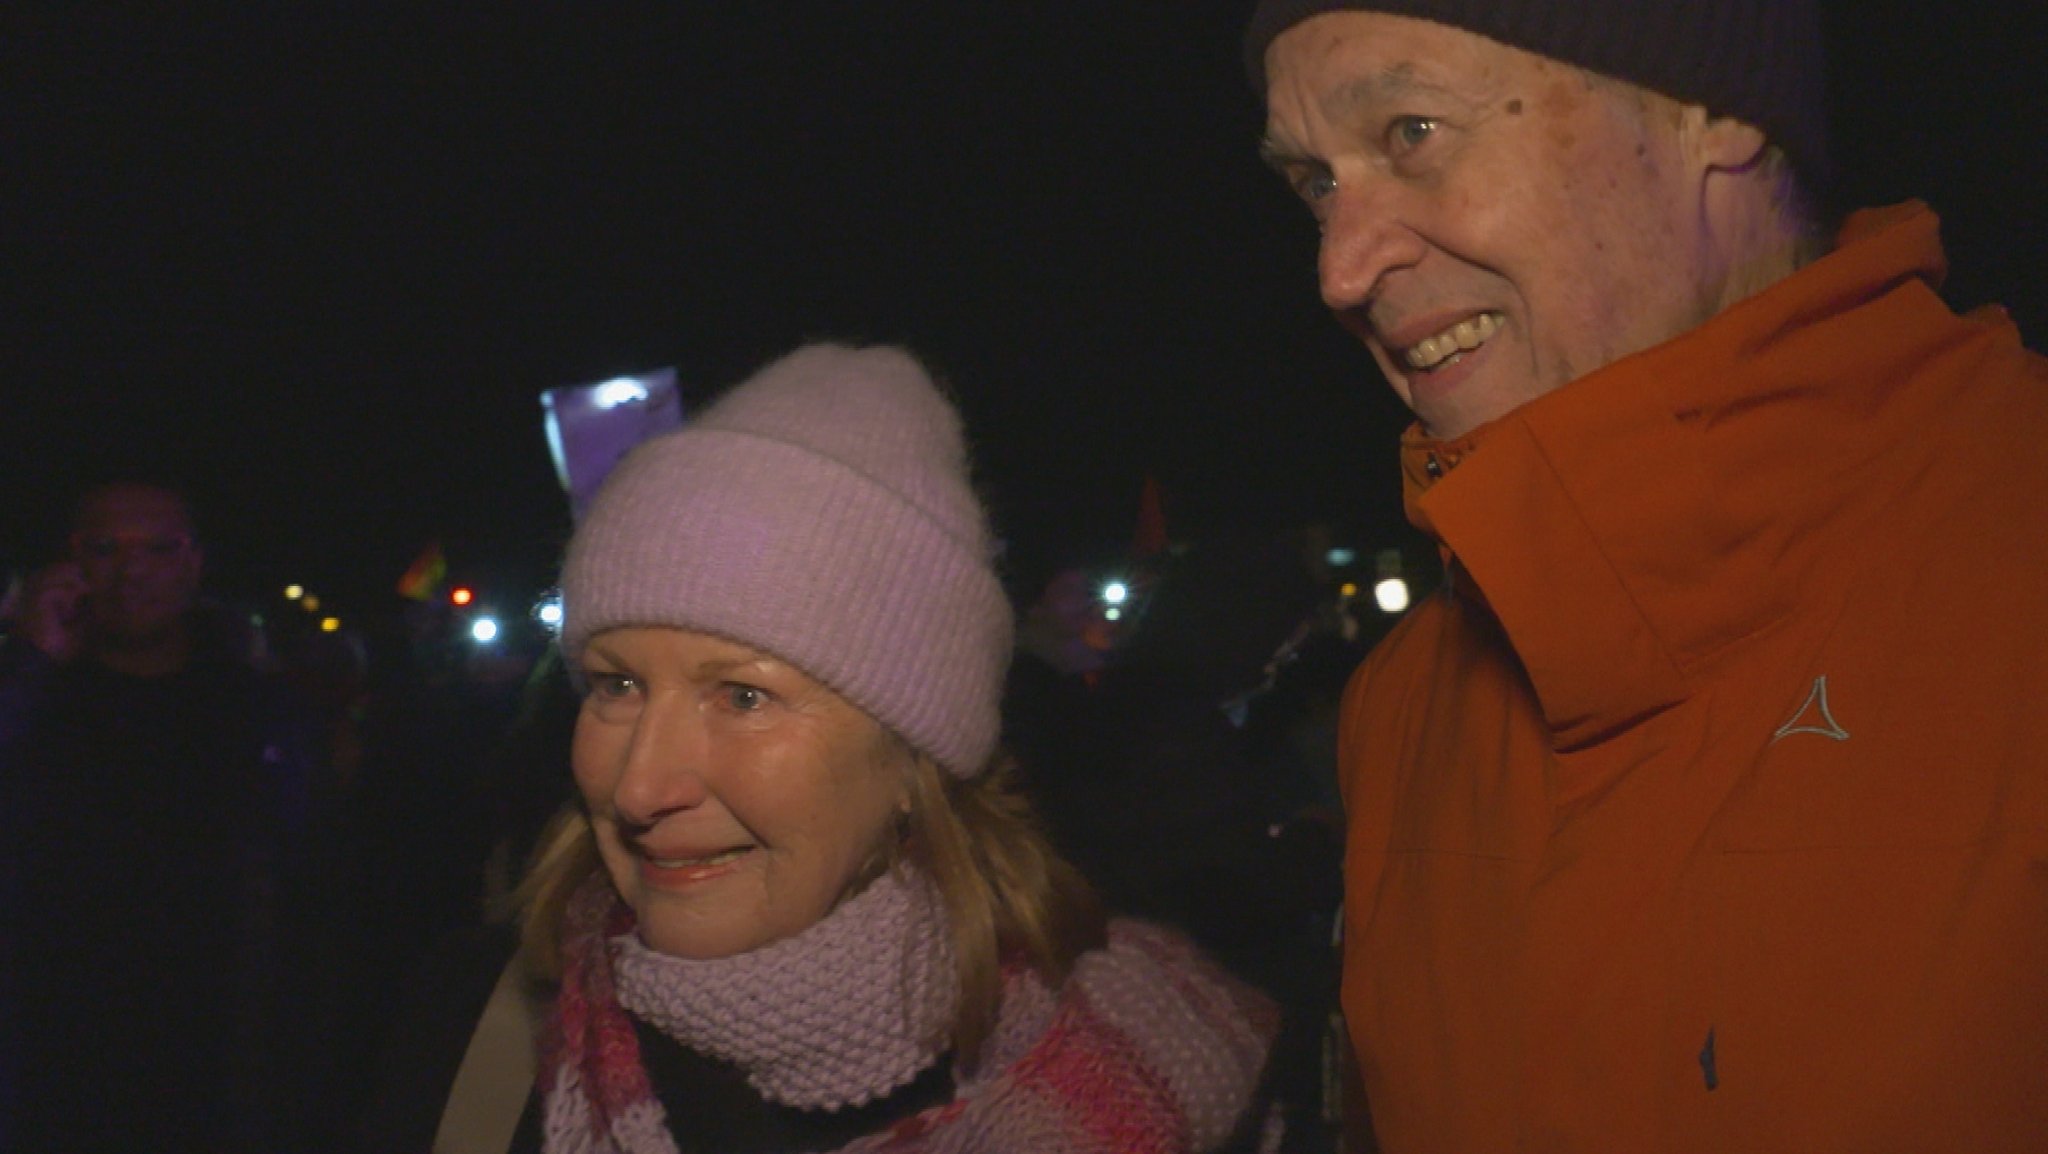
[
  {"left": 71, "top": 485, "right": 202, "bottom": 647},
  {"left": 1261, "top": 13, "right": 1721, "bottom": 440}
]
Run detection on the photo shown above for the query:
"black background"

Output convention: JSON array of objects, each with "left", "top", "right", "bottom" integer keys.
[{"left": 7, "top": 3, "right": 2043, "bottom": 619}]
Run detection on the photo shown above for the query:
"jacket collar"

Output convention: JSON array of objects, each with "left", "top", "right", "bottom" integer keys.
[{"left": 1398, "top": 202, "right": 2003, "bottom": 748}]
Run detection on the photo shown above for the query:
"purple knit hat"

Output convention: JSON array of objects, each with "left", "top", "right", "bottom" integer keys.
[
  {"left": 1243, "top": 0, "right": 1831, "bottom": 195},
  {"left": 559, "top": 343, "right": 1013, "bottom": 778}
]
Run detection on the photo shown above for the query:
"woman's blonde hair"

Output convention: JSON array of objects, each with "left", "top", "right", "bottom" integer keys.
[{"left": 515, "top": 744, "right": 1104, "bottom": 1065}]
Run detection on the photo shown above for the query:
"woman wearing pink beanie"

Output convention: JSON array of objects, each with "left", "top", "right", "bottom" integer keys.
[{"left": 408, "top": 343, "right": 1278, "bottom": 1154}]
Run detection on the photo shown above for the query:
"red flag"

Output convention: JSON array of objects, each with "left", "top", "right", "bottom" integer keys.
[{"left": 1133, "top": 475, "right": 1169, "bottom": 557}]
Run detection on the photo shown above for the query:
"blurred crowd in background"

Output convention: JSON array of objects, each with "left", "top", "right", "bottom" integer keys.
[{"left": 0, "top": 464, "right": 1422, "bottom": 1152}]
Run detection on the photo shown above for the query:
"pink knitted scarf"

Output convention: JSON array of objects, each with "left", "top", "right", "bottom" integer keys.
[
  {"left": 611, "top": 865, "right": 958, "bottom": 1110},
  {"left": 540, "top": 869, "right": 1282, "bottom": 1154}
]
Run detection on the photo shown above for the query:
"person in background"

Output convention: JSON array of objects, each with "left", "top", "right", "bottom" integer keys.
[
  {"left": 1243, "top": 0, "right": 2048, "bottom": 1150},
  {"left": 0, "top": 480, "right": 326, "bottom": 1152},
  {"left": 362, "top": 344, "right": 1278, "bottom": 1153}
]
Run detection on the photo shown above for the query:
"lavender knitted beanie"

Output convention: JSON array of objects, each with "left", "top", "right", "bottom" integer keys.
[
  {"left": 559, "top": 343, "right": 1012, "bottom": 777},
  {"left": 1243, "top": 0, "right": 1832, "bottom": 194}
]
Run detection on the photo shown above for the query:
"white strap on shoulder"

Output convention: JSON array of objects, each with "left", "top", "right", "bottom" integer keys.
[{"left": 434, "top": 947, "right": 550, "bottom": 1154}]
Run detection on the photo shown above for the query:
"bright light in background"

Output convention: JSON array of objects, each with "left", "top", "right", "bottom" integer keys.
[
  {"left": 471, "top": 617, "right": 500, "bottom": 643},
  {"left": 320, "top": 616, "right": 341, "bottom": 633},
  {"left": 1326, "top": 547, "right": 1357, "bottom": 567},
  {"left": 1374, "top": 577, "right": 1411, "bottom": 614},
  {"left": 1339, "top": 582, "right": 1359, "bottom": 598},
  {"left": 593, "top": 377, "right": 650, "bottom": 409},
  {"left": 533, "top": 591, "right": 565, "bottom": 634},
  {"left": 1372, "top": 547, "right": 1409, "bottom": 614},
  {"left": 1104, "top": 607, "right": 1123, "bottom": 622},
  {"left": 451, "top": 586, "right": 475, "bottom": 607},
  {"left": 284, "top": 584, "right": 304, "bottom": 601},
  {"left": 1101, "top": 581, "right": 1129, "bottom": 606}
]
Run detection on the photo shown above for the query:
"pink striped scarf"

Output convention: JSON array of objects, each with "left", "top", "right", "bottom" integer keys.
[{"left": 539, "top": 870, "right": 1282, "bottom": 1153}]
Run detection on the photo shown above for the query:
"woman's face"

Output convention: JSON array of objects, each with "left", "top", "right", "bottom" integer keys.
[{"left": 573, "top": 626, "right": 910, "bottom": 959}]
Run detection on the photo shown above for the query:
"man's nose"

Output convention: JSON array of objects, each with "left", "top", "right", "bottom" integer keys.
[
  {"left": 107, "top": 548, "right": 156, "bottom": 583},
  {"left": 100, "top": 536, "right": 188, "bottom": 573},
  {"left": 1317, "top": 181, "right": 1426, "bottom": 316}
]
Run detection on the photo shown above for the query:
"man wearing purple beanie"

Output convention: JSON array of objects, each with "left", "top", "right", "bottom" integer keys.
[{"left": 1245, "top": 1, "right": 2048, "bottom": 1151}]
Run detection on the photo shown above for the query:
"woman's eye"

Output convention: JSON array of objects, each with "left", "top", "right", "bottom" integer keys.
[
  {"left": 1388, "top": 116, "right": 1438, "bottom": 153},
  {"left": 586, "top": 673, "right": 636, "bottom": 700},
  {"left": 722, "top": 684, "right": 769, "bottom": 712}
]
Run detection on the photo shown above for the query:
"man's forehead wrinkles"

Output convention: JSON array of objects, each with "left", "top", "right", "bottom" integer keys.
[{"left": 1319, "top": 62, "right": 1454, "bottom": 123}]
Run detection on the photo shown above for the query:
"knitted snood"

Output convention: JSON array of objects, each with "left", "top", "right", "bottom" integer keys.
[
  {"left": 539, "top": 867, "right": 957, "bottom": 1154},
  {"left": 611, "top": 865, "right": 958, "bottom": 1109},
  {"left": 540, "top": 874, "right": 1283, "bottom": 1154}
]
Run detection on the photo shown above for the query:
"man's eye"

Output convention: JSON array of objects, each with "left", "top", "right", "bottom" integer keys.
[
  {"left": 77, "top": 534, "right": 189, "bottom": 561},
  {"left": 1388, "top": 116, "right": 1438, "bottom": 153},
  {"left": 1294, "top": 171, "right": 1337, "bottom": 203}
]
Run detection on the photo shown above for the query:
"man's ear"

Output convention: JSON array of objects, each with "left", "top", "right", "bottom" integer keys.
[{"left": 1684, "top": 105, "right": 1770, "bottom": 174}]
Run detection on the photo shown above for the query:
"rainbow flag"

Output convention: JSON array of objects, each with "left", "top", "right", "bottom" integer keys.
[{"left": 396, "top": 542, "right": 447, "bottom": 601}]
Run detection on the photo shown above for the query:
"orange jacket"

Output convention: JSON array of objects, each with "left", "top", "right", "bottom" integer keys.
[{"left": 1339, "top": 203, "right": 2048, "bottom": 1153}]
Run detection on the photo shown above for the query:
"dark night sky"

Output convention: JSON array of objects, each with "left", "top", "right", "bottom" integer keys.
[{"left": 7, "top": 3, "right": 2043, "bottom": 624}]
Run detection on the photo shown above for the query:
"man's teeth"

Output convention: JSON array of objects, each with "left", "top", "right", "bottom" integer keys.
[
  {"left": 1403, "top": 312, "right": 1502, "bottom": 370},
  {"left": 648, "top": 848, "right": 748, "bottom": 869}
]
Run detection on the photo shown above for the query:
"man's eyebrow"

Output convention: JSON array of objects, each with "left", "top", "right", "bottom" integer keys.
[
  {"left": 1258, "top": 134, "right": 1315, "bottom": 172},
  {"left": 1328, "top": 63, "right": 1456, "bottom": 117},
  {"left": 1258, "top": 63, "right": 1461, "bottom": 171}
]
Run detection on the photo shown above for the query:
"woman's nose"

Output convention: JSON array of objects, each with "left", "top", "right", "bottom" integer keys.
[{"left": 610, "top": 700, "right": 713, "bottom": 826}]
